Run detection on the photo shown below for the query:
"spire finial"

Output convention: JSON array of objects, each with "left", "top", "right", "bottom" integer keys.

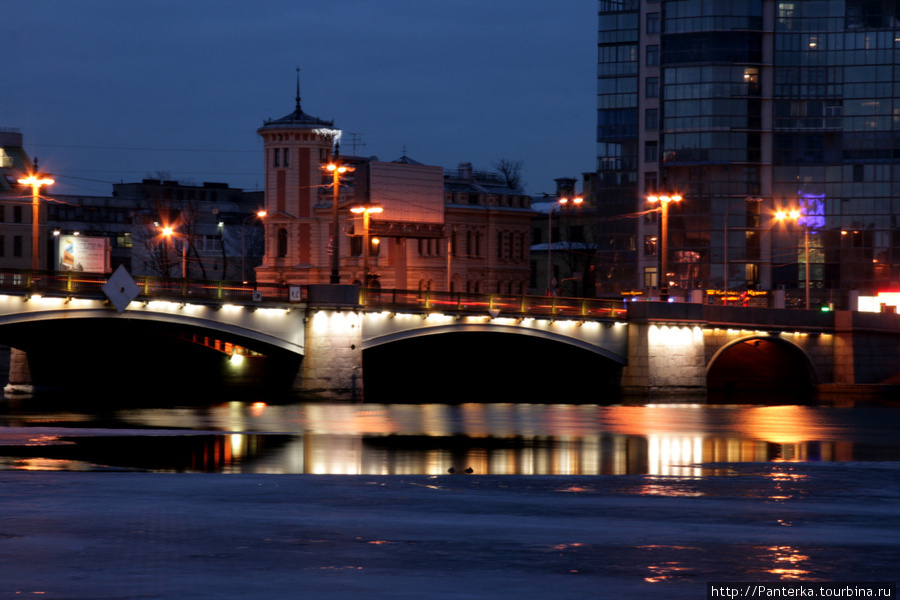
[{"left": 295, "top": 67, "right": 301, "bottom": 110}]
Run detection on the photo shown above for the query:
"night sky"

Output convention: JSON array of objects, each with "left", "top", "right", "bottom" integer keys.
[{"left": 3, "top": 1, "right": 596, "bottom": 197}]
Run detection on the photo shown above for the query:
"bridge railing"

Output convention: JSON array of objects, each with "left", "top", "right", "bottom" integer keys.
[
  {"left": 0, "top": 268, "right": 627, "bottom": 319},
  {"left": 0, "top": 269, "right": 294, "bottom": 303},
  {"left": 359, "top": 288, "right": 627, "bottom": 319}
]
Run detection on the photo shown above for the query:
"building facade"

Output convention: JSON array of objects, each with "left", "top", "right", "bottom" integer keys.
[
  {"left": 597, "top": 0, "right": 900, "bottom": 306},
  {"left": 530, "top": 177, "right": 598, "bottom": 297},
  {"left": 1, "top": 131, "right": 265, "bottom": 279},
  {"left": 0, "top": 129, "right": 45, "bottom": 270},
  {"left": 255, "top": 95, "right": 534, "bottom": 294}
]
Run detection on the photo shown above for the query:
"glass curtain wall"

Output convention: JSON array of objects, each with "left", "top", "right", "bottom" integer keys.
[
  {"left": 772, "top": 0, "right": 900, "bottom": 303},
  {"left": 659, "top": 0, "right": 767, "bottom": 295},
  {"left": 596, "top": 0, "right": 641, "bottom": 293}
]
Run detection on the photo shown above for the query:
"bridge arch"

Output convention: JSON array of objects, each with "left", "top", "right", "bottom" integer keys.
[
  {"left": 362, "top": 321, "right": 627, "bottom": 364},
  {"left": 707, "top": 334, "right": 817, "bottom": 404},
  {"left": 362, "top": 324, "right": 625, "bottom": 403},
  {"left": 0, "top": 306, "right": 305, "bottom": 397}
]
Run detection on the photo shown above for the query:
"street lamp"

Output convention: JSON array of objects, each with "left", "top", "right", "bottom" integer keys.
[
  {"left": 325, "top": 157, "right": 354, "bottom": 284},
  {"left": 350, "top": 204, "right": 384, "bottom": 289},
  {"left": 161, "top": 225, "right": 187, "bottom": 278},
  {"left": 723, "top": 196, "right": 764, "bottom": 304},
  {"left": 546, "top": 196, "right": 583, "bottom": 295},
  {"left": 775, "top": 208, "right": 810, "bottom": 309},
  {"left": 646, "top": 193, "right": 682, "bottom": 301},
  {"left": 17, "top": 162, "right": 54, "bottom": 270},
  {"left": 241, "top": 210, "right": 267, "bottom": 283}
]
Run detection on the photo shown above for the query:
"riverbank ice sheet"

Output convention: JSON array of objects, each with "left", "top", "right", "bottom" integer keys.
[{"left": 0, "top": 463, "right": 898, "bottom": 599}]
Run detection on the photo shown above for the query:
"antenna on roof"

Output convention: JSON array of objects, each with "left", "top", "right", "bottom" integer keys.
[
  {"left": 295, "top": 67, "right": 302, "bottom": 111},
  {"left": 345, "top": 133, "right": 366, "bottom": 155}
]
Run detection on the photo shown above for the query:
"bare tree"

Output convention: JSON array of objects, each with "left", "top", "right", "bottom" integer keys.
[{"left": 492, "top": 159, "right": 525, "bottom": 192}]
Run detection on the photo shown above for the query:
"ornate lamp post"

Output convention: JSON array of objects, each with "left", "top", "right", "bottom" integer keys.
[
  {"left": 161, "top": 225, "right": 187, "bottom": 278},
  {"left": 350, "top": 204, "right": 383, "bottom": 288},
  {"left": 546, "top": 195, "right": 583, "bottom": 295},
  {"left": 241, "top": 210, "right": 267, "bottom": 283},
  {"left": 325, "top": 157, "right": 354, "bottom": 284},
  {"left": 776, "top": 209, "right": 810, "bottom": 309},
  {"left": 17, "top": 161, "right": 54, "bottom": 270},
  {"left": 647, "top": 193, "right": 682, "bottom": 301}
]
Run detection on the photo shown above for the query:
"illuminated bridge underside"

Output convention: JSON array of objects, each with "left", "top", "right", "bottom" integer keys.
[
  {"left": 0, "top": 296, "right": 305, "bottom": 356},
  {"left": 3, "top": 286, "right": 900, "bottom": 402},
  {"left": 360, "top": 312, "right": 629, "bottom": 365}
]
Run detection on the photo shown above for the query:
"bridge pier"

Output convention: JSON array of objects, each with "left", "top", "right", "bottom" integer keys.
[
  {"left": 296, "top": 286, "right": 364, "bottom": 400},
  {"left": 3, "top": 347, "right": 33, "bottom": 396},
  {"left": 621, "top": 319, "right": 707, "bottom": 401}
]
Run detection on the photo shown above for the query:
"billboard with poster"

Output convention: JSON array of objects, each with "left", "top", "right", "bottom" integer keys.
[{"left": 56, "top": 236, "right": 111, "bottom": 273}]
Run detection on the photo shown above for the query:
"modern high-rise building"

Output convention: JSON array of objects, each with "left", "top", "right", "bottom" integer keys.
[{"left": 597, "top": 0, "right": 900, "bottom": 307}]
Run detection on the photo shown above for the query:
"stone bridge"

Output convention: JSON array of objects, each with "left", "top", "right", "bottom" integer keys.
[{"left": 0, "top": 270, "right": 899, "bottom": 403}]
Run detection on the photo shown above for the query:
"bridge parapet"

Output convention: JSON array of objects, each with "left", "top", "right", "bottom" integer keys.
[
  {"left": 0, "top": 268, "right": 296, "bottom": 305},
  {"left": 626, "top": 301, "right": 835, "bottom": 332},
  {"left": 360, "top": 288, "right": 626, "bottom": 320}
]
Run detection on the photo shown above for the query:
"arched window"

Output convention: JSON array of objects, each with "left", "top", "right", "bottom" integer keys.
[{"left": 277, "top": 228, "right": 288, "bottom": 258}]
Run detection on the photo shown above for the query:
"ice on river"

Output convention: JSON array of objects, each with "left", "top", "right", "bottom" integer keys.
[{"left": 0, "top": 462, "right": 898, "bottom": 599}]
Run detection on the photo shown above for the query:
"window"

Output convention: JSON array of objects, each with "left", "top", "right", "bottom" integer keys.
[
  {"left": 646, "top": 12, "right": 660, "bottom": 34},
  {"left": 277, "top": 228, "right": 288, "bottom": 257},
  {"left": 645, "top": 141, "right": 659, "bottom": 163},
  {"left": 644, "top": 235, "right": 658, "bottom": 256},
  {"left": 283, "top": 148, "right": 290, "bottom": 167},
  {"left": 646, "top": 44, "right": 659, "bottom": 66},
  {"left": 570, "top": 225, "right": 585, "bottom": 244},
  {"left": 645, "top": 108, "right": 659, "bottom": 130},
  {"left": 13, "top": 236, "right": 22, "bottom": 258},
  {"left": 645, "top": 77, "right": 659, "bottom": 98},
  {"left": 273, "top": 148, "right": 280, "bottom": 167},
  {"left": 13, "top": 206, "right": 22, "bottom": 224},
  {"left": 644, "top": 266, "right": 658, "bottom": 288}
]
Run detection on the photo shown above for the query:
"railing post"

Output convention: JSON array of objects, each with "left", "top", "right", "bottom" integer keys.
[{"left": 66, "top": 271, "right": 74, "bottom": 293}]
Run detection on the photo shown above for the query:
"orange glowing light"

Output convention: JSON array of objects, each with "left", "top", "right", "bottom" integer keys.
[{"left": 17, "top": 174, "right": 55, "bottom": 187}]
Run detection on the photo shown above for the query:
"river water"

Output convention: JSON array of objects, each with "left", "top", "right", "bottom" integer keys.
[
  {"left": 1, "top": 394, "right": 899, "bottom": 597},
  {"left": 1, "top": 394, "right": 899, "bottom": 475}
]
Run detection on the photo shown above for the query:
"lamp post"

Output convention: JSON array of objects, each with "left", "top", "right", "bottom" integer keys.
[
  {"left": 647, "top": 193, "right": 682, "bottom": 301},
  {"left": 723, "top": 197, "right": 764, "bottom": 304},
  {"left": 241, "top": 210, "right": 267, "bottom": 283},
  {"left": 546, "top": 196, "right": 583, "bottom": 295},
  {"left": 17, "top": 163, "right": 54, "bottom": 270},
  {"left": 775, "top": 209, "right": 810, "bottom": 309},
  {"left": 350, "top": 204, "right": 383, "bottom": 288},
  {"left": 325, "top": 157, "right": 354, "bottom": 284},
  {"left": 161, "top": 225, "right": 187, "bottom": 278}
]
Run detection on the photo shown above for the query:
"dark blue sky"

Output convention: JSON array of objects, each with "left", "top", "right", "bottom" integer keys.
[{"left": 4, "top": 1, "right": 596, "bottom": 197}]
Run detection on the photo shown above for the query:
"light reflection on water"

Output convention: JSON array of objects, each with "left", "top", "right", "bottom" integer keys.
[{"left": 0, "top": 401, "right": 899, "bottom": 475}]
